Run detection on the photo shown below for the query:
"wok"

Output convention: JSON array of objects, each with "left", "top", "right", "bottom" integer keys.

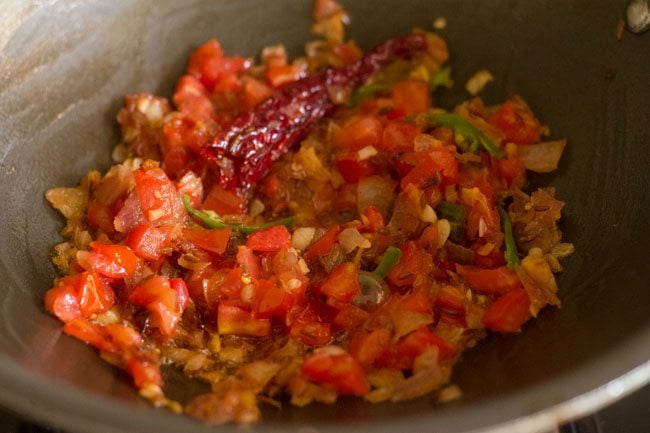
[{"left": 0, "top": 0, "right": 649, "bottom": 432}]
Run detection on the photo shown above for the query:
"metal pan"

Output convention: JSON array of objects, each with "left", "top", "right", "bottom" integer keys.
[{"left": 0, "top": 0, "right": 648, "bottom": 432}]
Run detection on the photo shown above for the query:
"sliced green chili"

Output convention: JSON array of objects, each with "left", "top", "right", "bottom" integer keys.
[
  {"left": 429, "top": 66, "right": 453, "bottom": 91},
  {"left": 182, "top": 195, "right": 293, "bottom": 234},
  {"left": 424, "top": 112, "right": 505, "bottom": 158},
  {"left": 499, "top": 205, "right": 520, "bottom": 268},
  {"left": 436, "top": 201, "right": 466, "bottom": 223},
  {"left": 348, "top": 83, "right": 389, "bottom": 107},
  {"left": 373, "top": 246, "right": 403, "bottom": 279}
]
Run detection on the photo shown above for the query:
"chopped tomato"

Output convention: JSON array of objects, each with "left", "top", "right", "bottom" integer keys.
[
  {"left": 87, "top": 242, "right": 140, "bottom": 279},
  {"left": 332, "top": 303, "right": 369, "bottom": 329},
  {"left": 464, "top": 189, "right": 500, "bottom": 240},
  {"left": 175, "top": 171, "right": 204, "bottom": 207},
  {"left": 303, "top": 225, "right": 341, "bottom": 261},
  {"left": 126, "top": 352, "right": 163, "bottom": 388},
  {"left": 434, "top": 285, "right": 465, "bottom": 314},
  {"left": 483, "top": 288, "right": 532, "bottom": 333},
  {"left": 202, "top": 184, "right": 245, "bottom": 216},
  {"left": 471, "top": 241, "right": 507, "bottom": 269},
  {"left": 133, "top": 165, "right": 186, "bottom": 225},
  {"left": 129, "top": 275, "right": 181, "bottom": 337},
  {"left": 253, "top": 279, "right": 295, "bottom": 319},
  {"left": 360, "top": 205, "right": 385, "bottom": 232},
  {"left": 334, "top": 116, "right": 383, "bottom": 151},
  {"left": 265, "top": 64, "right": 304, "bottom": 88},
  {"left": 387, "top": 242, "right": 434, "bottom": 288},
  {"left": 391, "top": 79, "right": 430, "bottom": 116},
  {"left": 245, "top": 225, "right": 291, "bottom": 252},
  {"left": 456, "top": 265, "right": 521, "bottom": 295},
  {"left": 335, "top": 152, "right": 375, "bottom": 183},
  {"left": 127, "top": 224, "right": 173, "bottom": 261},
  {"left": 217, "top": 303, "right": 271, "bottom": 337},
  {"left": 77, "top": 272, "right": 116, "bottom": 317},
  {"left": 87, "top": 200, "right": 118, "bottom": 233},
  {"left": 320, "top": 262, "right": 361, "bottom": 303},
  {"left": 169, "top": 278, "right": 190, "bottom": 313},
  {"left": 312, "top": 0, "right": 343, "bottom": 20},
  {"left": 301, "top": 351, "right": 369, "bottom": 396},
  {"left": 288, "top": 302, "right": 335, "bottom": 346},
  {"left": 380, "top": 120, "right": 421, "bottom": 152},
  {"left": 332, "top": 41, "right": 362, "bottom": 65},
  {"left": 378, "top": 327, "right": 456, "bottom": 370},
  {"left": 488, "top": 99, "right": 541, "bottom": 145},
  {"left": 236, "top": 246, "right": 262, "bottom": 279},
  {"left": 63, "top": 318, "right": 112, "bottom": 352},
  {"left": 183, "top": 227, "right": 232, "bottom": 255},
  {"left": 173, "top": 75, "right": 216, "bottom": 121},
  {"left": 494, "top": 151, "right": 526, "bottom": 187},
  {"left": 187, "top": 39, "right": 247, "bottom": 92},
  {"left": 45, "top": 279, "right": 81, "bottom": 323},
  {"left": 349, "top": 328, "right": 391, "bottom": 367},
  {"left": 242, "top": 77, "right": 273, "bottom": 110},
  {"left": 400, "top": 146, "right": 459, "bottom": 189}
]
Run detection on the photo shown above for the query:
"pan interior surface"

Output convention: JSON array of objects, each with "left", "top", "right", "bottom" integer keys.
[{"left": 0, "top": 0, "right": 648, "bottom": 432}]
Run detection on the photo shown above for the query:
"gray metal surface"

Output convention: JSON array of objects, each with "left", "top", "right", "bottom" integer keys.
[{"left": 0, "top": 1, "right": 649, "bottom": 432}]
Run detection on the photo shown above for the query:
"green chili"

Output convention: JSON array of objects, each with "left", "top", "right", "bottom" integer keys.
[
  {"left": 182, "top": 195, "right": 293, "bottom": 234},
  {"left": 499, "top": 205, "right": 520, "bottom": 268},
  {"left": 429, "top": 66, "right": 453, "bottom": 91},
  {"left": 373, "top": 246, "right": 403, "bottom": 279},
  {"left": 436, "top": 201, "right": 466, "bottom": 222},
  {"left": 348, "top": 83, "right": 389, "bottom": 107},
  {"left": 424, "top": 112, "right": 505, "bottom": 158}
]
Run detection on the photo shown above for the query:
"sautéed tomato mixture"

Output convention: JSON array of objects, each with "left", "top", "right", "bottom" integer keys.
[{"left": 44, "top": 0, "right": 573, "bottom": 424}]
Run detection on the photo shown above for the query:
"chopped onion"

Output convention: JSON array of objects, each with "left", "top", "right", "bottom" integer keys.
[
  {"left": 292, "top": 227, "right": 316, "bottom": 251},
  {"left": 517, "top": 139, "right": 566, "bottom": 173},
  {"left": 249, "top": 199, "right": 265, "bottom": 218},
  {"left": 315, "top": 345, "right": 346, "bottom": 356},
  {"left": 178, "top": 254, "right": 210, "bottom": 271},
  {"left": 338, "top": 228, "right": 371, "bottom": 253},
  {"left": 413, "top": 134, "right": 441, "bottom": 152},
  {"left": 357, "top": 145, "right": 378, "bottom": 160},
  {"left": 465, "top": 69, "right": 494, "bottom": 96},
  {"left": 297, "top": 258, "right": 310, "bottom": 275},
  {"left": 420, "top": 204, "right": 438, "bottom": 223},
  {"left": 357, "top": 175, "right": 397, "bottom": 217},
  {"left": 437, "top": 219, "right": 451, "bottom": 247},
  {"left": 433, "top": 16, "right": 447, "bottom": 30}
]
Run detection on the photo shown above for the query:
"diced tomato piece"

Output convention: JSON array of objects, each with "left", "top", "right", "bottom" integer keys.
[
  {"left": 175, "top": 171, "right": 204, "bottom": 206},
  {"left": 129, "top": 275, "right": 181, "bottom": 337},
  {"left": 360, "top": 205, "right": 385, "bottom": 232},
  {"left": 63, "top": 318, "right": 111, "bottom": 352},
  {"left": 334, "top": 116, "right": 383, "bottom": 151},
  {"left": 320, "top": 262, "right": 361, "bottom": 303},
  {"left": 126, "top": 353, "right": 163, "bottom": 388},
  {"left": 87, "top": 242, "right": 140, "bottom": 279},
  {"left": 183, "top": 227, "right": 232, "bottom": 255},
  {"left": 391, "top": 80, "right": 431, "bottom": 116},
  {"left": 303, "top": 225, "right": 341, "bottom": 261},
  {"left": 465, "top": 189, "right": 500, "bottom": 240},
  {"left": 301, "top": 351, "right": 369, "bottom": 396},
  {"left": 349, "top": 329, "right": 391, "bottom": 367},
  {"left": 331, "top": 41, "right": 362, "bottom": 65},
  {"left": 45, "top": 278, "right": 81, "bottom": 323},
  {"left": 387, "top": 242, "right": 434, "bottom": 288},
  {"left": 87, "top": 200, "right": 117, "bottom": 233},
  {"left": 483, "top": 288, "right": 532, "bottom": 333},
  {"left": 127, "top": 224, "right": 173, "bottom": 261},
  {"left": 290, "top": 320, "right": 332, "bottom": 346},
  {"left": 494, "top": 151, "right": 526, "bottom": 187},
  {"left": 242, "top": 77, "right": 273, "bottom": 110},
  {"left": 400, "top": 146, "right": 459, "bottom": 190},
  {"left": 335, "top": 152, "right": 375, "bottom": 183},
  {"left": 186, "top": 39, "right": 247, "bottom": 92},
  {"left": 380, "top": 120, "right": 421, "bottom": 152},
  {"left": 288, "top": 301, "right": 335, "bottom": 346},
  {"left": 245, "top": 225, "right": 291, "bottom": 252},
  {"left": 456, "top": 265, "right": 522, "bottom": 295},
  {"left": 104, "top": 323, "right": 144, "bottom": 351},
  {"left": 169, "top": 278, "right": 189, "bottom": 313},
  {"left": 378, "top": 326, "right": 456, "bottom": 370},
  {"left": 213, "top": 71, "right": 242, "bottom": 93},
  {"left": 488, "top": 99, "right": 541, "bottom": 145},
  {"left": 133, "top": 166, "right": 186, "bottom": 225},
  {"left": 253, "top": 279, "right": 295, "bottom": 319},
  {"left": 217, "top": 303, "right": 271, "bottom": 337},
  {"left": 471, "top": 241, "right": 507, "bottom": 269},
  {"left": 173, "top": 75, "right": 216, "bottom": 120},
  {"left": 265, "top": 64, "right": 304, "bottom": 88},
  {"left": 236, "top": 246, "right": 262, "bottom": 279},
  {"left": 312, "top": 0, "right": 343, "bottom": 20},
  {"left": 77, "top": 272, "right": 115, "bottom": 317},
  {"left": 162, "top": 112, "right": 216, "bottom": 154},
  {"left": 332, "top": 303, "right": 369, "bottom": 329},
  {"left": 202, "top": 184, "right": 245, "bottom": 216}
]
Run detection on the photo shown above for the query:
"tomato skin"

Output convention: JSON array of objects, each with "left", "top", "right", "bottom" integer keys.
[
  {"left": 288, "top": 302, "right": 334, "bottom": 346},
  {"left": 360, "top": 205, "right": 385, "bottom": 232},
  {"left": 483, "top": 288, "right": 532, "bottom": 333},
  {"left": 169, "top": 278, "right": 189, "bottom": 313},
  {"left": 217, "top": 303, "right": 271, "bottom": 337},
  {"left": 303, "top": 225, "right": 341, "bottom": 261},
  {"left": 377, "top": 327, "right": 457, "bottom": 370},
  {"left": 456, "top": 265, "right": 522, "bottom": 295},
  {"left": 242, "top": 77, "right": 273, "bottom": 110},
  {"left": 252, "top": 279, "right": 294, "bottom": 319},
  {"left": 301, "top": 351, "right": 369, "bottom": 396},
  {"left": 400, "top": 146, "right": 459, "bottom": 190},
  {"left": 45, "top": 282, "right": 81, "bottom": 323},
  {"left": 335, "top": 152, "right": 375, "bottom": 183},
  {"left": 183, "top": 227, "right": 232, "bottom": 255},
  {"left": 236, "top": 246, "right": 262, "bottom": 279},
  {"left": 87, "top": 242, "right": 140, "bottom": 279},
  {"left": 126, "top": 354, "right": 163, "bottom": 388},
  {"left": 349, "top": 328, "right": 391, "bottom": 367},
  {"left": 63, "top": 318, "right": 112, "bottom": 352},
  {"left": 127, "top": 224, "right": 173, "bottom": 261},
  {"left": 391, "top": 79, "right": 431, "bottom": 116},
  {"left": 434, "top": 285, "right": 465, "bottom": 314},
  {"left": 77, "top": 272, "right": 116, "bottom": 317},
  {"left": 489, "top": 100, "right": 540, "bottom": 145},
  {"left": 380, "top": 120, "right": 421, "bottom": 152},
  {"left": 245, "top": 225, "right": 292, "bottom": 252},
  {"left": 334, "top": 116, "right": 383, "bottom": 151},
  {"left": 320, "top": 262, "right": 361, "bottom": 303}
]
